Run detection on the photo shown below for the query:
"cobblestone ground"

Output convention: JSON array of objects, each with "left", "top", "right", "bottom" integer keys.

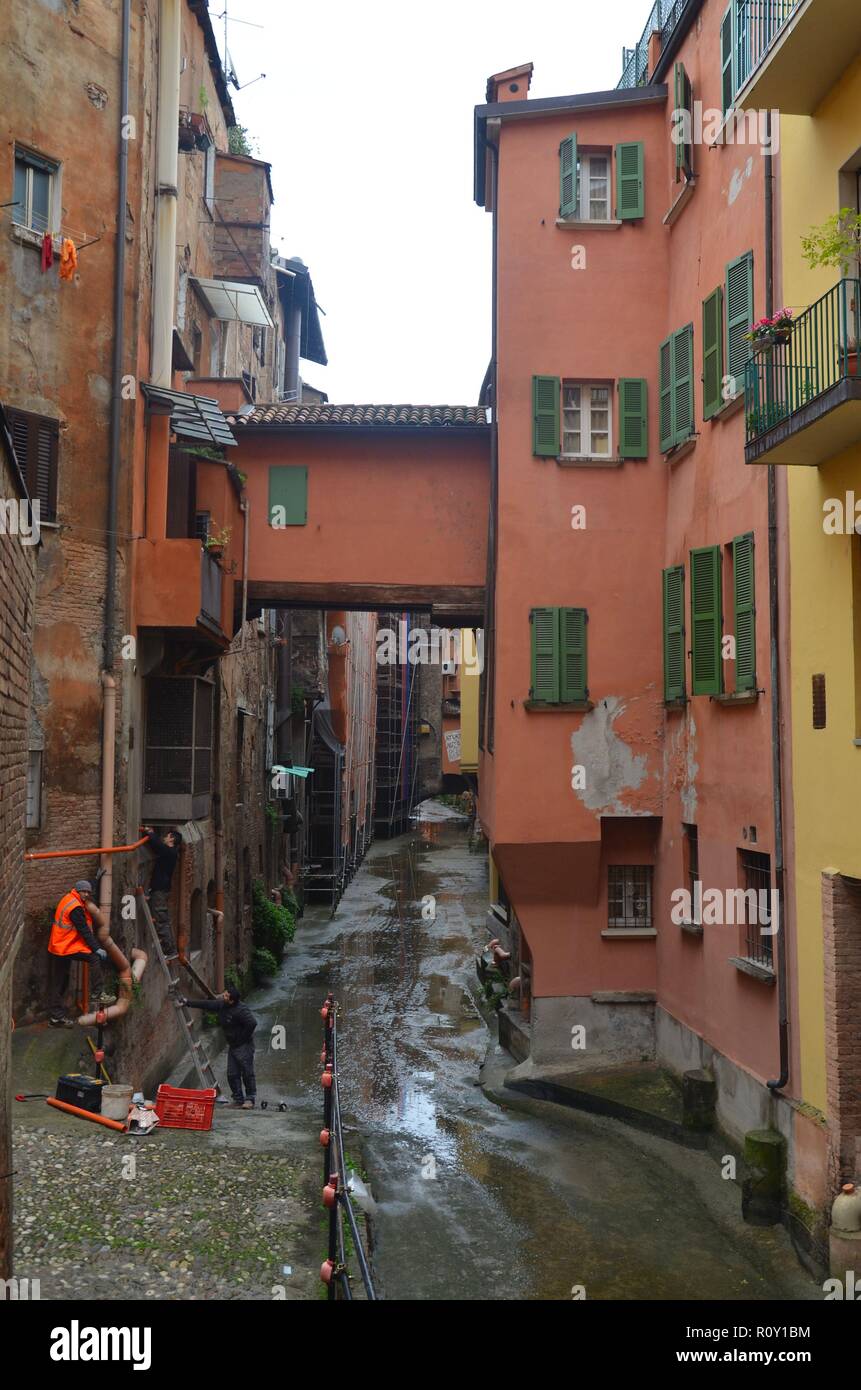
[{"left": 12, "top": 1115, "right": 323, "bottom": 1301}]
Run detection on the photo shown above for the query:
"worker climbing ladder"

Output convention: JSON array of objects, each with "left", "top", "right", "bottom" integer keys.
[{"left": 135, "top": 888, "right": 220, "bottom": 1094}]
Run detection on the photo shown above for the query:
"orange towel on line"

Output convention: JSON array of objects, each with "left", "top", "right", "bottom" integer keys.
[{"left": 59, "top": 238, "right": 78, "bottom": 281}]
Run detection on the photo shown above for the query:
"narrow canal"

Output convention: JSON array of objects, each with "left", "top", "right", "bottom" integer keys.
[{"left": 255, "top": 805, "right": 817, "bottom": 1302}]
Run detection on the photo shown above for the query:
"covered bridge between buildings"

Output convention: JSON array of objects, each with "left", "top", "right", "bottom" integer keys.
[{"left": 227, "top": 403, "right": 491, "bottom": 626}]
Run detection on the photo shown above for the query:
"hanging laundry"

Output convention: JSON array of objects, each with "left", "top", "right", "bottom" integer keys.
[
  {"left": 40, "top": 232, "right": 53, "bottom": 272},
  {"left": 59, "top": 238, "right": 78, "bottom": 282}
]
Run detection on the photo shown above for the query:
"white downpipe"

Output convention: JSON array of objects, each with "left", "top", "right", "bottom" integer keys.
[{"left": 152, "top": 0, "right": 182, "bottom": 388}]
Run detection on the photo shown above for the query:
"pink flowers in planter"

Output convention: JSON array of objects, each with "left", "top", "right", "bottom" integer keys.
[{"left": 746, "top": 309, "right": 793, "bottom": 344}]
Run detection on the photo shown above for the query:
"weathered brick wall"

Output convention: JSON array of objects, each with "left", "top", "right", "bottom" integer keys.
[
  {"left": 822, "top": 870, "right": 861, "bottom": 1186},
  {"left": 0, "top": 451, "right": 37, "bottom": 1278}
]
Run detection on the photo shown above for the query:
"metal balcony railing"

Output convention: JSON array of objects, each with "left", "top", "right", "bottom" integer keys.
[
  {"left": 744, "top": 278, "right": 861, "bottom": 443},
  {"left": 735, "top": 0, "right": 802, "bottom": 94},
  {"left": 617, "top": 0, "right": 693, "bottom": 89},
  {"left": 200, "top": 548, "right": 223, "bottom": 625}
]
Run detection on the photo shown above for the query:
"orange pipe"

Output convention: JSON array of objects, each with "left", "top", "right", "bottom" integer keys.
[
  {"left": 24, "top": 835, "right": 149, "bottom": 863},
  {"left": 46, "top": 1097, "right": 126, "bottom": 1131}
]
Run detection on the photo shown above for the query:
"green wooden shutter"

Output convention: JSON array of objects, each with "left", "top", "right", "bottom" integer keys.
[
  {"left": 659, "top": 335, "right": 674, "bottom": 452},
  {"left": 690, "top": 546, "right": 723, "bottom": 696},
  {"left": 616, "top": 142, "right": 644, "bottom": 220},
  {"left": 721, "top": 4, "right": 735, "bottom": 114},
  {"left": 702, "top": 287, "right": 724, "bottom": 420},
  {"left": 559, "top": 134, "right": 578, "bottom": 218},
  {"left": 531, "top": 607, "right": 560, "bottom": 703},
  {"left": 733, "top": 532, "right": 756, "bottom": 692},
  {"left": 662, "top": 566, "right": 686, "bottom": 702},
  {"left": 268, "top": 465, "right": 308, "bottom": 525},
  {"left": 619, "top": 378, "right": 648, "bottom": 458},
  {"left": 532, "top": 375, "right": 560, "bottom": 457},
  {"left": 673, "top": 324, "right": 694, "bottom": 444},
  {"left": 726, "top": 251, "right": 753, "bottom": 398},
  {"left": 560, "top": 607, "right": 588, "bottom": 703},
  {"left": 673, "top": 63, "right": 693, "bottom": 182}
]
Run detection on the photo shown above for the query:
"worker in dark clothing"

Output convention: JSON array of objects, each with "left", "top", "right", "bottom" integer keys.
[
  {"left": 143, "top": 826, "right": 182, "bottom": 960},
  {"left": 181, "top": 987, "right": 258, "bottom": 1108},
  {"left": 48, "top": 880, "right": 114, "bottom": 1027}
]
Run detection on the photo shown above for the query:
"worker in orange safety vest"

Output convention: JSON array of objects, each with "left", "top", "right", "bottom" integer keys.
[{"left": 48, "top": 880, "right": 114, "bottom": 1027}]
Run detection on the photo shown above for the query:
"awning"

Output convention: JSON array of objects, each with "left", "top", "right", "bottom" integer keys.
[
  {"left": 141, "top": 384, "right": 237, "bottom": 448},
  {"left": 191, "top": 276, "right": 274, "bottom": 329}
]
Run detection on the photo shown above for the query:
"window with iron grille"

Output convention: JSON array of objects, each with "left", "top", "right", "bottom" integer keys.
[
  {"left": 608, "top": 865, "right": 653, "bottom": 930},
  {"left": 6, "top": 407, "right": 59, "bottom": 522},
  {"left": 26, "top": 750, "right": 42, "bottom": 829},
  {"left": 683, "top": 824, "right": 700, "bottom": 922},
  {"left": 194, "top": 510, "right": 211, "bottom": 542},
  {"left": 144, "top": 677, "right": 214, "bottom": 801},
  {"left": 740, "top": 849, "right": 773, "bottom": 968}
]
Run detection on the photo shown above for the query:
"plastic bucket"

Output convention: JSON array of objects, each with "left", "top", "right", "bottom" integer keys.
[{"left": 101, "top": 1084, "right": 133, "bottom": 1122}]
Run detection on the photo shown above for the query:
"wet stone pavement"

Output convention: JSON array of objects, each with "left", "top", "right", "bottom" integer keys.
[{"left": 11, "top": 804, "right": 820, "bottom": 1302}]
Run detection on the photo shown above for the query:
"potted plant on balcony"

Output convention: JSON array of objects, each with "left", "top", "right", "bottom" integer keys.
[
  {"left": 801, "top": 208, "right": 861, "bottom": 374},
  {"left": 204, "top": 524, "right": 231, "bottom": 561},
  {"left": 745, "top": 309, "right": 794, "bottom": 349}
]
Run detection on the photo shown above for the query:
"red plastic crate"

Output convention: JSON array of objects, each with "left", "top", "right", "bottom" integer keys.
[{"left": 155, "top": 1084, "right": 217, "bottom": 1131}]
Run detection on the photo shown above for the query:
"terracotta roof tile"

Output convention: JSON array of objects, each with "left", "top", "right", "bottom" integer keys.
[{"left": 230, "top": 403, "right": 489, "bottom": 429}]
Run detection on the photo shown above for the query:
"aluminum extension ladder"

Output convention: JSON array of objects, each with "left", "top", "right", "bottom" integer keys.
[{"left": 135, "top": 887, "right": 220, "bottom": 1094}]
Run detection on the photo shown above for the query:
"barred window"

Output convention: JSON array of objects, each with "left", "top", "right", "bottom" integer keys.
[{"left": 608, "top": 865, "right": 653, "bottom": 930}]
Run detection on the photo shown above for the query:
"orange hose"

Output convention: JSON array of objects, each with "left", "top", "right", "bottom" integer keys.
[
  {"left": 24, "top": 835, "right": 149, "bottom": 863},
  {"left": 46, "top": 1097, "right": 126, "bottom": 1131}
]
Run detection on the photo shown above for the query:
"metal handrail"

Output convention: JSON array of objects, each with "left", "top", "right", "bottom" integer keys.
[
  {"left": 744, "top": 278, "right": 861, "bottom": 443},
  {"left": 320, "top": 994, "right": 377, "bottom": 1301},
  {"left": 735, "top": 0, "right": 801, "bottom": 95},
  {"left": 617, "top": 0, "right": 692, "bottom": 89}
]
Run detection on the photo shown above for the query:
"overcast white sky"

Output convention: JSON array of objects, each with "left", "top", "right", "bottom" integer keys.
[{"left": 212, "top": 0, "right": 650, "bottom": 404}]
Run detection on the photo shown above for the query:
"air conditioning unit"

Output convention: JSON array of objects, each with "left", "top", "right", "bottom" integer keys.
[{"left": 441, "top": 659, "right": 456, "bottom": 676}]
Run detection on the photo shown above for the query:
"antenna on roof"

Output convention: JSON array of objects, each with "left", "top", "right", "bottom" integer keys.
[{"left": 212, "top": 5, "right": 265, "bottom": 89}]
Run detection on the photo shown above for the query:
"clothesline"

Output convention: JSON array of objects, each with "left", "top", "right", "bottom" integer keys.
[{"left": 0, "top": 204, "right": 102, "bottom": 250}]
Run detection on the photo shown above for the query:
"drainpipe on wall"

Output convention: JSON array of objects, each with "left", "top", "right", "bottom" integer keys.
[
  {"left": 152, "top": 0, "right": 181, "bottom": 388},
  {"left": 99, "top": 0, "right": 132, "bottom": 916},
  {"left": 239, "top": 495, "right": 250, "bottom": 650},
  {"left": 764, "top": 112, "right": 790, "bottom": 1093},
  {"left": 212, "top": 672, "right": 225, "bottom": 992}
]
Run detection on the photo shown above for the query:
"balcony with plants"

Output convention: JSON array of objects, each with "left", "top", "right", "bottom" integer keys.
[{"left": 745, "top": 211, "right": 861, "bottom": 465}]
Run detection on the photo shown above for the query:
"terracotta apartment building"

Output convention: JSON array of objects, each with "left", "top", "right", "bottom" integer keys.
[{"left": 474, "top": 0, "right": 813, "bottom": 1224}]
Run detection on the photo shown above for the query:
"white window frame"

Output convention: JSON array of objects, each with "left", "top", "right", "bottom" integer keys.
[
  {"left": 13, "top": 146, "right": 61, "bottom": 236},
  {"left": 576, "top": 152, "right": 611, "bottom": 222},
  {"left": 561, "top": 381, "right": 613, "bottom": 459}
]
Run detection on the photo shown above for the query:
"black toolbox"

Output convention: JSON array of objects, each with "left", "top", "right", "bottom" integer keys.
[{"left": 55, "top": 1074, "right": 105, "bottom": 1113}]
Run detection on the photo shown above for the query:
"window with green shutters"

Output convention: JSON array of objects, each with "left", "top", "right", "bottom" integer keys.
[
  {"left": 268, "top": 465, "right": 308, "bottom": 526},
  {"left": 659, "top": 325, "right": 695, "bottom": 452},
  {"left": 673, "top": 63, "right": 693, "bottom": 182},
  {"left": 662, "top": 566, "right": 686, "bottom": 702},
  {"left": 532, "top": 375, "right": 560, "bottom": 456},
  {"left": 732, "top": 532, "right": 756, "bottom": 691},
  {"left": 726, "top": 250, "right": 753, "bottom": 398},
  {"left": 619, "top": 379, "right": 648, "bottom": 458},
  {"left": 702, "top": 286, "right": 724, "bottom": 420},
  {"left": 690, "top": 546, "right": 723, "bottom": 696},
  {"left": 530, "top": 607, "right": 588, "bottom": 704},
  {"left": 559, "top": 134, "right": 578, "bottom": 219},
  {"left": 721, "top": 3, "right": 736, "bottom": 115},
  {"left": 616, "top": 142, "right": 644, "bottom": 220}
]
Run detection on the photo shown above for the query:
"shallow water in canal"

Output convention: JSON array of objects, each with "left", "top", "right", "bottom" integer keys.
[{"left": 253, "top": 809, "right": 817, "bottom": 1302}]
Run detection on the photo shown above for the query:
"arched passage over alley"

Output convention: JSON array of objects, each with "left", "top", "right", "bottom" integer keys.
[{"left": 227, "top": 403, "right": 491, "bottom": 627}]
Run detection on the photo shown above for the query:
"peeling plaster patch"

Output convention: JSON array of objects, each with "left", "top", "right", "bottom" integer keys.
[
  {"left": 570, "top": 697, "right": 648, "bottom": 814},
  {"left": 728, "top": 157, "right": 754, "bottom": 207},
  {"left": 680, "top": 711, "right": 699, "bottom": 823},
  {"left": 88, "top": 373, "right": 110, "bottom": 405},
  {"left": 85, "top": 82, "right": 109, "bottom": 109}
]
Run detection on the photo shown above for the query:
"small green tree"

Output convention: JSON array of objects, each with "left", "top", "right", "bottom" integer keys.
[
  {"left": 251, "top": 879, "right": 295, "bottom": 965},
  {"left": 228, "top": 125, "right": 254, "bottom": 156},
  {"left": 801, "top": 208, "right": 861, "bottom": 274}
]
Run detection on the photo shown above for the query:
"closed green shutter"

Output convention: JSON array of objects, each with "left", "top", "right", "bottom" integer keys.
[
  {"left": 531, "top": 607, "right": 560, "bottom": 703},
  {"left": 662, "top": 566, "right": 686, "bottom": 702},
  {"left": 619, "top": 378, "right": 648, "bottom": 458},
  {"left": 690, "top": 546, "right": 723, "bottom": 696},
  {"left": 532, "top": 375, "right": 560, "bottom": 456},
  {"left": 673, "top": 63, "right": 693, "bottom": 182},
  {"left": 659, "top": 335, "right": 674, "bottom": 452},
  {"left": 268, "top": 466, "right": 308, "bottom": 526},
  {"left": 702, "top": 286, "right": 724, "bottom": 420},
  {"left": 673, "top": 324, "right": 694, "bottom": 443},
  {"left": 560, "top": 607, "right": 588, "bottom": 702},
  {"left": 733, "top": 532, "right": 756, "bottom": 691},
  {"left": 721, "top": 4, "right": 736, "bottom": 114},
  {"left": 726, "top": 250, "right": 753, "bottom": 396},
  {"left": 559, "top": 134, "right": 578, "bottom": 218},
  {"left": 616, "top": 141, "right": 644, "bottom": 220}
]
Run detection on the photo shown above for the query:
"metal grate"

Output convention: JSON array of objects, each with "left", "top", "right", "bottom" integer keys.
[
  {"left": 740, "top": 849, "right": 773, "bottom": 967},
  {"left": 812, "top": 673, "right": 826, "bottom": 730},
  {"left": 608, "top": 865, "right": 654, "bottom": 929},
  {"left": 684, "top": 824, "right": 700, "bottom": 920}
]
